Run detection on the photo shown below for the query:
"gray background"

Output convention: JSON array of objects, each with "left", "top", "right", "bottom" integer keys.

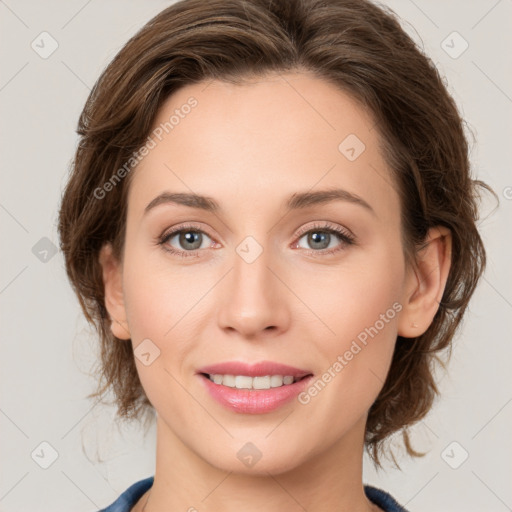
[{"left": 1, "top": 1, "right": 511, "bottom": 510}]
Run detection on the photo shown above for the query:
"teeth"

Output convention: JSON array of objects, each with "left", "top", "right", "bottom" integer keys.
[{"left": 207, "top": 374, "right": 298, "bottom": 390}]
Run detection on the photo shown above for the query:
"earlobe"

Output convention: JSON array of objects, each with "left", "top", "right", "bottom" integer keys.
[
  {"left": 398, "top": 226, "right": 452, "bottom": 338},
  {"left": 98, "top": 243, "right": 131, "bottom": 340}
]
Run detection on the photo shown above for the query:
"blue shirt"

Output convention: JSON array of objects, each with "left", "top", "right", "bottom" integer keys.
[{"left": 98, "top": 476, "right": 410, "bottom": 511}]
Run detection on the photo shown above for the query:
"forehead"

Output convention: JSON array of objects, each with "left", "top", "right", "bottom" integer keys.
[{"left": 128, "top": 72, "right": 399, "bottom": 222}]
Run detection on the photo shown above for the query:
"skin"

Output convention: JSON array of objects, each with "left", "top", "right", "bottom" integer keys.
[{"left": 100, "top": 72, "right": 452, "bottom": 512}]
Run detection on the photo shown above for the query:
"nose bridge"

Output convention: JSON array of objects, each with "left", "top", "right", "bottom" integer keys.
[{"left": 216, "top": 235, "right": 289, "bottom": 336}]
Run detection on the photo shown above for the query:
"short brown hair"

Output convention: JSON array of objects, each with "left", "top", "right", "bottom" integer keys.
[{"left": 58, "top": 0, "right": 492, "bottom": 468}]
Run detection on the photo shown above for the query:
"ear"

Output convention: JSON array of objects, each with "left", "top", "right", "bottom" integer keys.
[
  {"left": 397, "top": 225, "right": 452, "bottom": 338},
  {"left": 98, "top": 243, "right": 131, "bottom": 340}
]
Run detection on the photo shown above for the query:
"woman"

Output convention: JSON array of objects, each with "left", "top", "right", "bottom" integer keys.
[{"left": 58, "top": 0, "right": 490, "bottom": 510}]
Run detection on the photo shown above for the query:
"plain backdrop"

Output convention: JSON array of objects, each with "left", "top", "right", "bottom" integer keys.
[{"left": 0, "top": 1, "right": 511, "bottom": 511}]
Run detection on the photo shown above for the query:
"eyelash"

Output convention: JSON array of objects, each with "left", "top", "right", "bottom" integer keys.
[{"left": 157, "top": 221, "right": 356, "bottom": 258}]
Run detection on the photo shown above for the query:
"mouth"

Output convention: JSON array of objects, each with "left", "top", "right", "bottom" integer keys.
[
  {"left": 196, "top": 360, "right": 313, "bottom": 387},
  {"left": 199, "top": 372, "right": 311, "bottom": 390},
  {"left": 196, "top": 361, "right": 314, "bottom": 414}
]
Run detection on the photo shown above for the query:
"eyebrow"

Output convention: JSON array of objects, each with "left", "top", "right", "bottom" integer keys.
[{"left": 144, "top": 188, "right": 375, "bottom": 216}]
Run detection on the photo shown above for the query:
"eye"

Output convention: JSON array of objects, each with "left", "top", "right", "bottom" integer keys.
[
  {"left": 158, "top": 223, "right": 215, "bottom": 257},
  {"left": 293, "top": 222, "right": 355, "bottom": 256}
]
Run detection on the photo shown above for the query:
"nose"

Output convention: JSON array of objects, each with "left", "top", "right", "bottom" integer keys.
[{"left": 216, "top": 244, "right": 290, "bottom": 340}]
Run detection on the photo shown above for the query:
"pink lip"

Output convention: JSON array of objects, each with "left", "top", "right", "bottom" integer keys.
[
  {"left": 197, "top": 360, "right": 311, "bottom": 379},
  {"left": 196, "top": 360, "right": 314, "bottom": 414}
]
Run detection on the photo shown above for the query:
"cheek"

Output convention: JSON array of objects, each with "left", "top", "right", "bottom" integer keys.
[
  {"left": 120, "top": 252, "right": 196, "bottom": 412},
  {"left": 120, "top": 243, "right": 214, "bottom": 400},
  {"left": 292, "top": 240, "right": 404, "bottom": 350},
  {"left": 121, "top": 242, "right": 207, "bottom": 341},
  {"left": 312, "top": 283, "right": 399, "bottom": 400},
  {"left": 295, "top": 246, "right": 404, "bottom": 419}
]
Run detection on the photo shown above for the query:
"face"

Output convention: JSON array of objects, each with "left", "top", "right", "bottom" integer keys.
[{"left": 104, "top": 72, "right": 420, "bottom": 475}]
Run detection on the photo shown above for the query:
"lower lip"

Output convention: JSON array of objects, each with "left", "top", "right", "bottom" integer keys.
[{"left": 198, "top": 374, "right": 314, "bottom": 414}]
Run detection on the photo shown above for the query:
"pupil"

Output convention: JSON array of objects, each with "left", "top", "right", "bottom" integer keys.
[
  {"left": 181, "top": 231, "right": 201, "bottom": 250},
  {"left": 309, "top": 232, "right": 329, "bottom": 250}
]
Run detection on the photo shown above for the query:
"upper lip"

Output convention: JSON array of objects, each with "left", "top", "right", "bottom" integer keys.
[{"left": 197, "top": 360, "right": 312, "bottom": 379}]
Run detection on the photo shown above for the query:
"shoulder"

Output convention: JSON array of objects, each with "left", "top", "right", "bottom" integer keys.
[
  {"left": 364, "top": 484, "right": 410, "bottom": 512},
  {"left": 97, "top": 476, "right": 154, "bottom": 512}
]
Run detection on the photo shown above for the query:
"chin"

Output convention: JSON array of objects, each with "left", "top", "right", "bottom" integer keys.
[{"left": 201, "top": 439, "right": 309, "bottom": 477}]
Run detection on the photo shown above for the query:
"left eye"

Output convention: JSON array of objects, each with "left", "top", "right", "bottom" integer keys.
[{"left": 295, "top": 229, "right": 349, "bottom": 251}]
